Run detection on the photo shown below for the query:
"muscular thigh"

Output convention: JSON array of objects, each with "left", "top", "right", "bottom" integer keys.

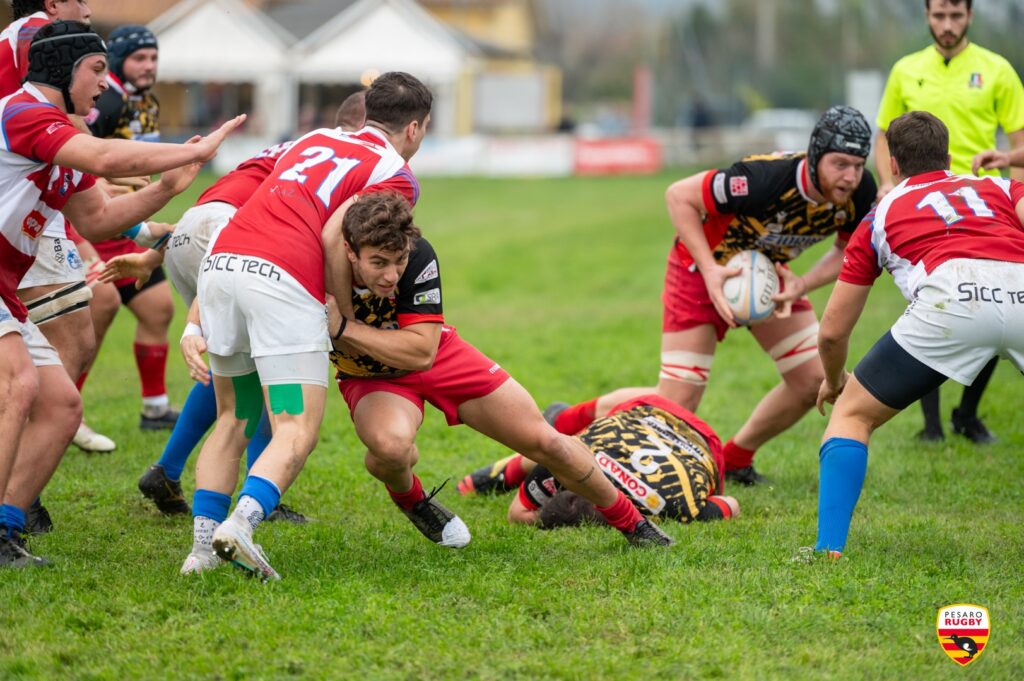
[
  {"left": 657, "top": 325, "right": 717, "bottom": 409},
  {"left": 352, "top": 390, "right": 422, "bottom": 451},
  {"left": 749, "top": 309, "right": 822, "bottom": 379}
]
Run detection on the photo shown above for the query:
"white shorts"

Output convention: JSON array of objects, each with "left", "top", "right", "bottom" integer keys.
[
  {"left": 892, "top": 258, "right": 1024, "bottom": 385},
  {"left": 18, "top": 236, "right": 85, "bottom": 289},
  {"left": 165, "top": 201, "right": 236, "bottom": 307},
  {"left": 0, "top": 298, "right": 62, "bottom": 367},
  {"left": 197, "top": 252, "right": 329, "bottom": 385}
]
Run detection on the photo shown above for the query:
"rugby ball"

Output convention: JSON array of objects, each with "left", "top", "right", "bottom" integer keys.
[{"left": 721, "top": 250, "right": 779, "bottom": 325}]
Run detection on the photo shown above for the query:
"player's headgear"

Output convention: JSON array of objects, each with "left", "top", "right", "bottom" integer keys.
[
  {"left": 107, "top": 24, "right": 157, "bottom": 84},
  {"left": 807, "top": 105, "right": 871, "bottom": 192},
  {"left": 25, "top": 21, "right": 107, "bottom": 114}
]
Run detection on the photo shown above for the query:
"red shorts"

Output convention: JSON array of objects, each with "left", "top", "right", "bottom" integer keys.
[
  {"left": 662, "top": 245, "right": 813, "bottom": 341},
  {"left": 337, "top": 327, "right": 511, "bottom": 426},
  {"left": 93, "top": 237, "right": 147, "bottom": 287}
]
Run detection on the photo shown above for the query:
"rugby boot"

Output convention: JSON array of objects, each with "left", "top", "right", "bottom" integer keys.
[
  {"left": 72, "top": 421, "right": 116, "bottom": 453},
  {"left": 725, "top": 465, "right": 768, "bottom": 486},
  {"left": 266, "top": 503, "right": 309, "bottom": 524},
  {"left": 212, "top": 516, "right": 280, "bottom": 582},
  {"left": 401, "top": 481, "right": 471, "bottom": 548},
  {"left": 791, "top": 546, "right": 842, "bottom": 564},
  {"left": 0, "top": 528, "right": 51, "bottom": 568},
  {"left": 25, "top": 498, "right": 53, "bottom": 535},
  {"left": 458, "top": 455, "right": 521, "bottom": 496},
  {"left": 951, "top": 408, "right": 997, "bottom": 444},
  {"left": 542, "top": 401, "right": 570, "bottom": 427},
  {"left": 138, "top": 464, "right": 191, "bottom": 515},
  {"left": 180, "top": 550, "right": 224, "bottom": 575},
  {"left": 140, "top": 407, "right": 180, "bottom": 431},
  {"left": 914, "top": 427, "right": 945, "bottom": 443},
  {"left": 622, "top": 518, "right": 674, "bottom": 548}
]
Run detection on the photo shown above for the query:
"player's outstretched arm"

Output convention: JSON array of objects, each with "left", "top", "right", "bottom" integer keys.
[
  {"left": 334, "top": 320, "right": 441, "bottom": 372},
  {"left": 52, "top": 114, "right": 246, "bottom": 179},
  {"left": 98, "top": 248, "right": 166, "bottom": 290},
  {"left": 816, "top": 281, "right": 871, "bottom": 414},
  {"left": 667, "top": 172, "right": 741, "bottom": 326}
]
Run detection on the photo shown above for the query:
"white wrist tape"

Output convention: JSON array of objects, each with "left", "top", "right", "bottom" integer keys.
[{"left": 181, "top": 322, "right": 203, "bottom": 343}]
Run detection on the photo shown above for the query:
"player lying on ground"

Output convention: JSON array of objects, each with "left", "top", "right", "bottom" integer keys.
[
  {"left": 328, "top": 193, "right": 673, "bottom": 552},
  {"left": 811, "top": 111, "right": 1024, "bottom": 558},
  {"left": 460, "top": 394, "right": 739, "bottom": 528},
  {"left": 0, "top": 20, "right": 243, "bottom": 568},
  {"left": 177, "top": 73, "right": 429, "bottom": 580},
  {"left": 538, "top": 106, "right": 876, "bottom": 487}
]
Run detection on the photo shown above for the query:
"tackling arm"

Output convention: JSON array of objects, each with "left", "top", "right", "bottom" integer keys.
[
  {"left": 816, "top": 280, "right": 872, "bottom": 413},
  {"left": 322, "top": 196, "right": 358, "bottom": 319},
  {"left": 334, "top": 321, "right": 442, "bottom": 373}
]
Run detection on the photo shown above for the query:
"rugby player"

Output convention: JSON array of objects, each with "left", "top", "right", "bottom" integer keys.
[
  {"left": 177, "top": 73, "right": 431, "bottom": 579},
  {"left": 462, "top": 394, "right": 739, "bottom": 529},
  {"left": 323, "top": 193, "right": 672, "bottom": 556},
  {"left": 546, "top": 106, "right": 876, "bottom": 486},
  {"left": 874, "top": 0, "right": 1024, "bottom": 444},
  {"left": 812, "top": 111, "right": 1024, "bottom": 557},
  {"left": 0, "top": 20, "right": 243, "bottom": 568},
  {"left": 102, "top": 92, "right": 367, "bottom": 521},
  {"left": 81, "top": 24, "right": 182, "bottom": 434}
]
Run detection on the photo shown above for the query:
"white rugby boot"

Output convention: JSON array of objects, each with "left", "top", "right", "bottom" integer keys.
[
  {"left": 180, "top": 550, "right": 224, "bottom": 575},
  {"left": 72, "top": 421, "right": 116, "bottom": 453},
  {"left": 211, "top": 516, "right": 280, "bottom": 582}
]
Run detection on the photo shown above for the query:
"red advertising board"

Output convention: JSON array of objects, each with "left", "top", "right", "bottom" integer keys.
[{"left": 574, "top": 138, "right": 662, "bottom": 175}]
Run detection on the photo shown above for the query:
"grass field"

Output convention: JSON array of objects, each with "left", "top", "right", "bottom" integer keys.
[{"left": 2, "top": 172, "right": 1022, "bottom": 680}]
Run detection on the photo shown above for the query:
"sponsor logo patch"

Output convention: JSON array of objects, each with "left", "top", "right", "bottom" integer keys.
[
  {"left": 45, "top": 122, "right": 64, "bottom": 135},
  {"left": 595, "top": 452, "right": 665, "bottom": 514},
  {"left": 21, "top": 210, "right": 46, "bottom": 239},
  {"left": 414, "top": 259, "right": 438, "bottom": 285},
  {"left": 937, "top": 604, "right": 989, "bottom": 666},
  {"left": 712, "top": 173, "right": 727, "bottom": 204},
  {"left": 413, "top": 288, "right": 441, "bottom": 306},
  {"left": 729, "top": 175, "right": 749, "bottom": 197}
]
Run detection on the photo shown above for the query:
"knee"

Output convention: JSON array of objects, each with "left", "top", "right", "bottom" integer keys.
[
  {"left": 139, "top": 295, "right": 175, "bottom": 330},
  {"left": 4, "top": 363, "right": 40, "bottom": 416},
  {"left": 519, "top": 426, "right": 564, "bottom": 466},
  {"left": 785, "top": 368, "right": 825, "bottom": 405},
  {"left": 363, "top": 430, "right": 416, "bottom": 469}
]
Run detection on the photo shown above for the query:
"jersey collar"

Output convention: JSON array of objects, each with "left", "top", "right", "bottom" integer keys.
[
  {"left": 354, "top": 125, "right": 399, "bottom": 154},
  {"left": 796, "top": 158, "right": 817, "bottom": 205},
  {"left": 105, "top": 72, "right": 126, "bottom": 96},
  {"left": 902, "top": 170, "right": 953, "bottom": 187}
]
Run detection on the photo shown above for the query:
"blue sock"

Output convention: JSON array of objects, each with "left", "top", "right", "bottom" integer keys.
[
  {"left": 245, "top": 409, "right": 272, "bottom": 473},
  {"left": 157, "top": 379, "right": 218, "bottom": 481},
  {"left": 238, "top": 476, "right": 281, "bottom": 517},
  {"left": 192, "top": 489, "right": 231, "bottom": 522},
  {"left": 0, "top": 504, "right": 26, "bottom": 534},
  {"left": 815, "top": 437, "right": 869, "bottom": 553}
]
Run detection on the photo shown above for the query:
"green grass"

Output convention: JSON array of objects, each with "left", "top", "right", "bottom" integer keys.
[{"left": 2, "top": 172, "right": 1021, "bottom": 680}]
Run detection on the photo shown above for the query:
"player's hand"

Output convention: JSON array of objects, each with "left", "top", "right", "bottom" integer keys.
[
  {"left": 99, "top": 249, "right": 165, "bottom": 289},
  {"left": 816, "top": 371, "right": 848, "bottom": 415},
  {"left": 771, "top": 262, "right": 805, "bottom": 319},
  {"left": 193, "top": 114, "right": 247, "bottom": 163},
  {"left": 96, "top": 177, "right": 134, "bottom": 197},
  {"left": 876, "top": 182, "right": 895, "bottom": 201},
  {"left": 159, "top": 159, "right": 203, "bottom": 196},
  {"left": 972, "top": 149, "right": 1009, "bottom": 175},
  {"left": 180, "top": 335, "right": 210, "bottom": 385},
  {"left": 701, "top": 263, "right": 743, "bottom": 327}
]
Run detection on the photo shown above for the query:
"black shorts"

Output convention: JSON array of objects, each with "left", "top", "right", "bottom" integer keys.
[
  {"left": 117, "top": 265, "right": 167, "bottom": 306},
  {"left": 854, "top": 331, "right": 948, "bottom": 410}
]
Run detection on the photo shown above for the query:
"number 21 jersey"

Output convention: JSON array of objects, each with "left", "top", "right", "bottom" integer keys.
[{"left": 211, "top": 126, "right": 419, "bottom": 303}]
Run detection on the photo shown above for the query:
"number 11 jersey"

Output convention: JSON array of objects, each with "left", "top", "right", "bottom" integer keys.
[{"left": 211, "top": 126, "right": 419, "bottom": 303}]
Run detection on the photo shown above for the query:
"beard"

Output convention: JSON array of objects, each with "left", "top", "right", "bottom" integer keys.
[{"left": 930, "top": 24, "right": 969, "bottom": 51}]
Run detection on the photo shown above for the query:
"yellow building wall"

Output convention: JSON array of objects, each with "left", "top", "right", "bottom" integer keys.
[{"left": 425, "top": 3, "right": 535, "bottom": 54}]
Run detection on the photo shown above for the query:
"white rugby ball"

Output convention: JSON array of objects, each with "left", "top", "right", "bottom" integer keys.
[{"left": 721, "top": 250, "right": 779, "bottom": 326}]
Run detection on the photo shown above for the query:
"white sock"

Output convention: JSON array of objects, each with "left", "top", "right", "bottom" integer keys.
[
  {"left": 232, "top": 496, "right": 266, "bottom": 534},
  {"left": 142, "top": 394, "right": 169, "bottom": 417},
  {"left": 192, "top": 516, "right": 219, "bottom": 554}
]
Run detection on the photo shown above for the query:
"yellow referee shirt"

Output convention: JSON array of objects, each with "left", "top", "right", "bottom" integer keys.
[{"left": 877, "top": 42, "right": 1024, "bottom": 175}]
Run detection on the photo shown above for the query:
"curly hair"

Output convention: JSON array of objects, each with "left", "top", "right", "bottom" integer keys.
[{"left": 342, "top": 191, "right": 420, "bottom": 256}]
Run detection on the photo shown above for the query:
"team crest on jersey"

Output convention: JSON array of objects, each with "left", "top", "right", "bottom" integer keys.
[
  {"left": 414, "top": 259, "right": 438, "bottom": 285},
  {"left": 730, "top": 176, "right": 749, "bottom": 197},
  {"left": 968, "top": 73, "right": 984, "bottom": 89},
  {"left": 937, "top": 604, "right": 989, "bottom": 666},
  {"left": 45, "top": 122, "right": 64, "bottom": 135},
  {"left": 413, "top": 288, "right": 441, "bottom": 305},
  {"left": 21, "top": 210, "right": 46, "bottom": 239}
]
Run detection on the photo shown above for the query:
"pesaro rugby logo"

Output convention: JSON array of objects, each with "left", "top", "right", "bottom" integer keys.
[{"left": 936, "top": 604, "right": 989, "bottom": 666}]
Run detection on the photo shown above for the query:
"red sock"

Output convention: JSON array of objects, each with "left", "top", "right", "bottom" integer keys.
[
  {"left": 504, "top": 455, "right": 528, "bottom": 487},
  {"left": 134, "top": 342, "right": 168, "bottom": 398},
  {"left": 387, "top": 474, "right": 425, "bottom": 511},
  {"left": 706, "top": 496, "right": 734, "bottom": 519},
  {"left": 723, "top": 439, "right": 756, "bottom": 470},
  {"left": 596, "top": 491, "right": 643, "bottom": 533},
  {"left": 75, "top": 370, "right": 89, "bottom": 392},
  {"left": 553, "top": 398, "right": 598, "bottom": 435}
]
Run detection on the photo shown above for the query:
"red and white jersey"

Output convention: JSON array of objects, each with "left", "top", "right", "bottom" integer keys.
[
  {"left": 840, "top": 170, "right": 1024, "bottom": 299},
  {"left": 212, "top": 126, "right": 419, "bottom": 302},
  {"left": 0, "top": 84, "right": 95, "bottom": 321},
  {"left": 196, "top": 140, "right": 294, "bottom": 209},
  {"left": 0, "top": 13, "right": 47, "bottom": 97}
]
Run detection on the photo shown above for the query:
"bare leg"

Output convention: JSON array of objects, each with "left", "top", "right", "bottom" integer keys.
[
  {"left": 194, "top": 374, "right": 249, "bottom": 496},
  {"left": 0, "top": 334, "right": 39, "bottom": 506},
  {"left": 351, "top": 392, "right": 422, "bottom": 492},
  {"left": 246, "top": 384, "right": 326, "bottom": 494},
  {"left": 16, "top": 284, "right": 96, "bottom": 381},
  {"left": 126, "top": 280, "right": 174, "bottom": 347},
  {"left": 655, "top": 325, "right": 718, "bottom": 412}
]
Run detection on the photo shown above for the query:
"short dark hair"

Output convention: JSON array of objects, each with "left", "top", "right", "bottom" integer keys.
[
  {"left": 537, "top": 491, "right": 609, "bottom": 529},
  {"left": 335, "top": 90, "right": 366, "bottom": 131},
  {"left": 364, "top": 72, "right": 432, "bottom": 131},
  {"left": 886, "top": 111, "right": 950, "bottom": 177},
  {"left": 13, "top": 1, "right": 46, "bottom": 20},
  {"left": 925, "top": 0, "right": 972, "bottom": 10},
  {"left": 342, "top": 191, "right": 420, "bottom": 256}
]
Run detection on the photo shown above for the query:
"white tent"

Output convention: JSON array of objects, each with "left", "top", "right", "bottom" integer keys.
[{"left": 292, "top": 0, "right": 482, "bottom": 137}]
